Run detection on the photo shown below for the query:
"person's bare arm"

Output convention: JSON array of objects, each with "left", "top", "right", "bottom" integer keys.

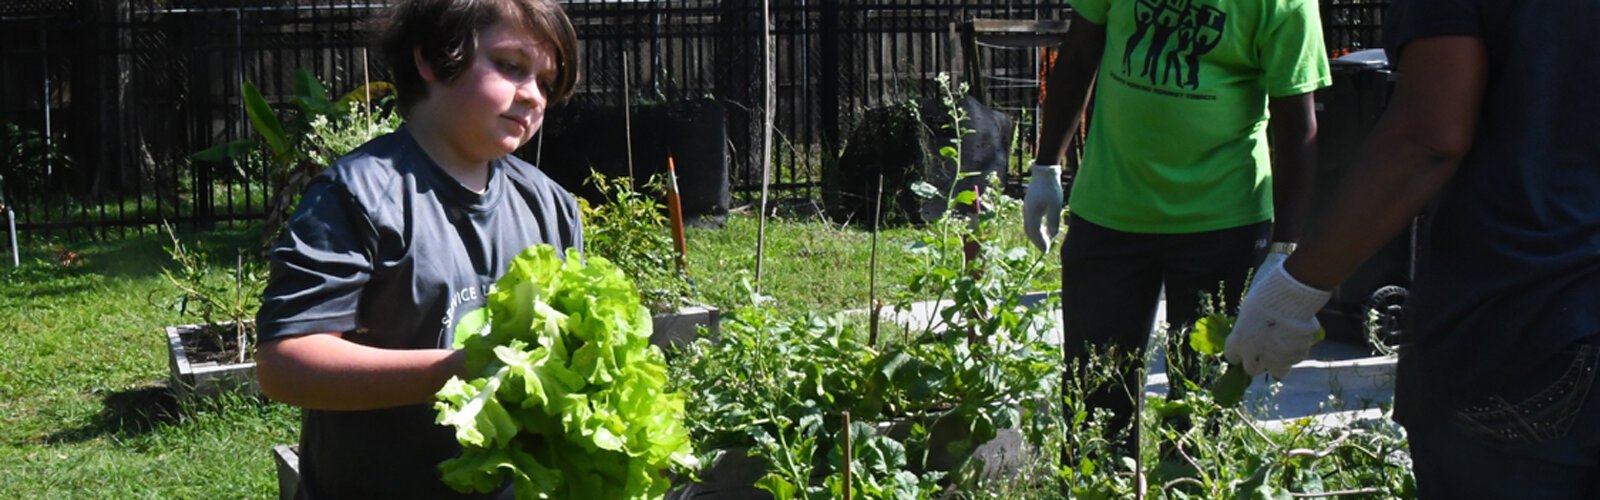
[
  {"left": 1286, "top": 36, "right": 1488, "bottom": 289},
  {"left": 1036, "top": 11, "right": 1106, "bottom": 165},
  {"left": 256, "top": 333, "right": 467, "bottom": 411},
  {"left": 1267, "top": 92, "right": 1318, "bottom": 242}
]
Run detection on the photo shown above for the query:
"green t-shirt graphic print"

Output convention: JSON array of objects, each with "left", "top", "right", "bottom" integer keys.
[{"left": 1066, "top": 0, "right": 1331, "bottom": 233}]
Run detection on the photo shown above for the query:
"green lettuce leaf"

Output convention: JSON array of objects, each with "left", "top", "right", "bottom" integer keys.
[
  {"left": 435, "top": 367, "right": 521, "bottom": 448},
  {"left": 436, "top": 244, "right": 696, "bottom": 499}
]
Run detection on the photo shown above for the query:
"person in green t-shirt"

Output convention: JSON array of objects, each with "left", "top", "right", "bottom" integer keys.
[{"left": 1020, "top": 0, "right": 1331, "bottom": 461}]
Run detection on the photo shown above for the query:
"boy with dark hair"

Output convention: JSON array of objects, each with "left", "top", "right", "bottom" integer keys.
[{"left": 254, "top": 0, "right": 582, "bottom": 497}]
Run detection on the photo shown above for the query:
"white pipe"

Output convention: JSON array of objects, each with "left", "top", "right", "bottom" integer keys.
[
  {"left": 41, "top": 26, "right": 52, "bottom": 179},
  {"left": 6, "top": 208, "right": 16, "bottom": 268}
]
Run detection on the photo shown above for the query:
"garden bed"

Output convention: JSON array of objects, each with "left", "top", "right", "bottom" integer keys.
[
  {"left": 273, "top": 444, "right": 300, "bottom": 500},
  {"left": 652, "top": 304, "right": 721, "bottom": 351},
  {"left": 165, "top": 302, "right": 719, "bottom": 401},
  {"left": 668, "top": 413, "right": 1033, "bottom": 500},
  {"left": 165, "top": 321, "right": 258, "bottom": 402}
]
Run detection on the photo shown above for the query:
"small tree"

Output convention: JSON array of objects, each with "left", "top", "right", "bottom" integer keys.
[
  {"left": 193, "top": 69, "right": 399, "bottom": 248},
  {"left": 157, "top": 222, "right": 266, "bottom": 364}
]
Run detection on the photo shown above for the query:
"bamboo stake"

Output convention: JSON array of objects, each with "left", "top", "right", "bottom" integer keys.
[
  {"left": 754, "top": 0, "right": 774, "bottom": 288},
  {"left": 40, "top": 27, "right": 52, "bottom": 180},
  {"left": 842, "top": 411, "right": 853, "bottom": 500},
  {"left": 623, "top": 52, "right": 635, "bottom": 181},
  {"left": 236, "top": 253, "right": 247, "bottom": 364},
  {"left": 362, "top": 47, "right": 371, "bottom": 136},
  {"left": 868, "top": 174, "right": 884, "bottom": 347}
]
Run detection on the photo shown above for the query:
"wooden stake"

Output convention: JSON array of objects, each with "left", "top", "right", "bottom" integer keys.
[
  {"left": 754, "top": 0, "right": 774, "bottom": 288},
  {"left": 667, "top": 155, "right": 689, "bottom": 275},
  {"left": 623, "top": 52, "right": 635, "bottom": 182},
  {"left": 236, "top": 253, "right": 247, "bottom": 364},
  {"left": 362, "top": 47, "right": 372, "bottom": 136},
  {"left": 842, "top": 411, "right": 853, "bottom": 500},
  {"left": 868, "top": 174, "right": 884, "bottom": 347}
]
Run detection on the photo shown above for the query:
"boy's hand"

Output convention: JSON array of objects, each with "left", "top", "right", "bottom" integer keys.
[
  {"left": 1022, "top": 163, "right": 1064, "bottom": 252},
  {"left": 1224, "top": 257, "right": 1331, "bottom": 378}
]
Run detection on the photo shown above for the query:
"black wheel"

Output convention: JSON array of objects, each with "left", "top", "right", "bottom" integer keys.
[{"left": 1365, "top": 285, "right": 1409, "bottom": 346}]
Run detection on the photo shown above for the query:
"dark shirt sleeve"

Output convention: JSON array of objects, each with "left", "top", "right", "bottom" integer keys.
[
  {"left": 256, "top": 177, "right": 376, "bottom": 341},
  {"left": 1383, "top": 0, "right": 1481, "bottom": 62},
  {"left": 565, "top": 190, "right": 585, "bottom": 256}
]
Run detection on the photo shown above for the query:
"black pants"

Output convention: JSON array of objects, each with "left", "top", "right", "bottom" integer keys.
[{"left": 1060, "top": 214, "right": 1269, "bottom": 458}]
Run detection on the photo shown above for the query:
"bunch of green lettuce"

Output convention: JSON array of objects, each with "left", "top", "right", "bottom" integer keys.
[{"left": 435, "top": 245, "right": 697, "bottom": 499}]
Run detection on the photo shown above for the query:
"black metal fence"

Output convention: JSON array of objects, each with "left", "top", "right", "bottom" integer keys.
[
  {"left": 0, "top": 0, "right": 1389, "bottom": 240},
  {"left": 1, "top": 0, "right": 387, "bottom": 239},
  {"left": 1322, "top": 0, "right": 1391, "bottom": 56}
]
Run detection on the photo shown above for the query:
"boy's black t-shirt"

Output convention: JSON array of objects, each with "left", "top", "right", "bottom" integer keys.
[
  {"left": 1383, "top": 0, "right": 1600, "bottom": 426},
  {"left": 256, "top": 127, "right": 583, "bottom": 499}
]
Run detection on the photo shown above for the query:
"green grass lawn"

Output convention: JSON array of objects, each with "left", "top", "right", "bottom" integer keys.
[
  {"left": 0, "top": 209, "right": 1060, "bottom": 497},
  {"left": 688, "top": 208, "right": 1060, "bottom": 317},
  {"left": 0, "top": 227, "right": 297, "bottom": 498}
]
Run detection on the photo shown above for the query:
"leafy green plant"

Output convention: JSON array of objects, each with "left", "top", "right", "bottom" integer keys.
[
  {"left": 435, "top": 245, "right": 697, "bottom": 499},
  {"left": 1117, "top": 304, "right": 1413, "bottom": 498},
  {"left": 675, "top": 195, "right": 1060, "bottom": 498},
  {"left": 897, "top": 73, "right": 1057, "bottom": 350},
  {"left": 669, "top": 73, "right": 1061, "bottom": 499},
  {"left": 303, "top": 109, "right": 401, "bottom": 167},
  {"left": 880, "top": 73, "right": 1062, "bottom": 494},
  {"left": 956, "top": 329, "right": 1415, "bottom": 499},
  {"left": 1136, "top": 346, "right": 1414, "bottom": 500},
  {"left": 156, "top": 222, "right": 266, "bottom": 364},
  {"left": 1190, "top": 313, "right": 1252, "bottom": 408},
  {"left": 672, "top": 296, "right": 951, "bottom": 499},
  {"left": 1023, "top": 301, "right": 1412, "bottom": 498},
  {"left": 579, "top": 172, "right": 692, "bottom": 313},
  {"left": 193, "top": 69, "right": 397, "bottom": 247}
]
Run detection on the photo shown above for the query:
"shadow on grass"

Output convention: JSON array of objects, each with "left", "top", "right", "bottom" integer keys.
[
  {"left": 45, "top": 385, "right": 183, "bottom": 444},
  {"left": 0, "top": 266, "right": 96, "bottom": 301}
]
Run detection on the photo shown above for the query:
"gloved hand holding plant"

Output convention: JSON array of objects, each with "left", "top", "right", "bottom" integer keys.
[{"left": 1020, "top": 163, "right": 1064, "bottom": 252}]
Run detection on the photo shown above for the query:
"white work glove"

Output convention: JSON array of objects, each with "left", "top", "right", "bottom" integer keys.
[
  {"left": 1021, "top": 163, "right": 1064, "bottom": 252},
  {"left": 1224, "top": 257, "right": 1332, "bottom": 379},
  {"left": 1250, "top": 250, "right": 1288, "bottom": 293}
]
